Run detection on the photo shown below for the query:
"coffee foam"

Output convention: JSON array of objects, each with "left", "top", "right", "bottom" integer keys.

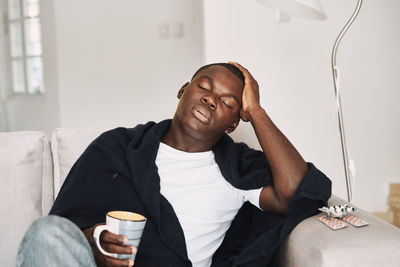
[{"left": 108, "top": 211, "right": 146, "bottom": 221}]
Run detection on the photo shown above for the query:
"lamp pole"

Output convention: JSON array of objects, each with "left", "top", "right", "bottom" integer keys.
[
  {"left": 255, "top": 0, "right": 363, "bottom": 202},
  {"left": 331, "top": 0, "right": 363, "bottom": 202}
]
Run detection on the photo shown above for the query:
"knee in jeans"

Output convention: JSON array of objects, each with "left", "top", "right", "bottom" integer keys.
[
  {"left": 27, "top": 215, "right": 71, "bottom": 239},
  {"left": 17, "top": 216, "right": 96, "bottom": 266}
]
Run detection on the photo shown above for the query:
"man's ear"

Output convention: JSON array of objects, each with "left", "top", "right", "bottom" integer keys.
[
  {"left": 225, "top": 117, "right": 240, "bottom": 134},
  {"left": 178, "top": 82, "right": 190, "bottom": 99}
]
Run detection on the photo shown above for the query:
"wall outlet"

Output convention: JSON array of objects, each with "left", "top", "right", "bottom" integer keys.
[{"left": 171, "top": 22, "right": 184, "bottom": 38}]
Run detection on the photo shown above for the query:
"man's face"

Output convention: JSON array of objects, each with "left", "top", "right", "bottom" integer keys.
[{"left": 174, "top": 65, "right": 244, "bottom": 142}]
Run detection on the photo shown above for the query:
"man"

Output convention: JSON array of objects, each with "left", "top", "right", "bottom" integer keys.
[{"left": 17, "top": 62, "right": 331, "bottom": 267}]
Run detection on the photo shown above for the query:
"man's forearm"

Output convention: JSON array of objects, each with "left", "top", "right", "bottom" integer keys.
[{"left": 247, "top": 106, "right": 308, "bottom": 203}]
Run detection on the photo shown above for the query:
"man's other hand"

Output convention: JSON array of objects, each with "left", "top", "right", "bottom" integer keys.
[
  {"left": 229, "top": 61, "right": 262, "bottom": 122},
  {"left": 83, "top": 223, "right": 136, "bottom": 267}
]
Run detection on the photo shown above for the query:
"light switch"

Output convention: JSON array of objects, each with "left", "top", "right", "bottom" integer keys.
[{"left": 158, "top": 23, "right": 169, "bottom": 39}]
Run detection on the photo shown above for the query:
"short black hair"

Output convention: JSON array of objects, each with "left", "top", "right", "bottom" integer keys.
[{"left": 191, "top": 63, "right": 244, "bottom": 83}]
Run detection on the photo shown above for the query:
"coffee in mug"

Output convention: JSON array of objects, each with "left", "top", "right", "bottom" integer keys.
[{"left": 93, "top": 211, "right": 147, "bottom": 260}]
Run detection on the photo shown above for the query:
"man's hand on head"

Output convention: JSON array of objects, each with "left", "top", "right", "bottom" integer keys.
[
  {"left": 229, "top": 62, "right": 308, "bottom": 212},
  {"left": 83, "top": 223, "right": 136, "bottom": 267},
  {"left": 229, "top": 62, "right": 262, "bottom": 122}
]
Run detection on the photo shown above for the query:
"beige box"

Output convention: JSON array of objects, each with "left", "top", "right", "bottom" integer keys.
[{"left": 389, "top": 184, "right": 400, "bottom": 227}]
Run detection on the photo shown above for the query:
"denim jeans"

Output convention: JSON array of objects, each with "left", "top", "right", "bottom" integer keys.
[{"left": 16, "top": 215, "right": 96, "bottom": 267}]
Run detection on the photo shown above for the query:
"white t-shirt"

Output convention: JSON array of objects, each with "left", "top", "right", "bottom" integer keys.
[{"left": 155, "top": 142, "right": 263, "bottom": 267}]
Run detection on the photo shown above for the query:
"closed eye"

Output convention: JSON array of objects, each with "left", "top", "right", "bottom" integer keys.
[
  {"left": 199, "top": 84, "right": 210, "bottom": 90},
  {"left": 221, "top": 99, "right": 232, "bottom": 109}
]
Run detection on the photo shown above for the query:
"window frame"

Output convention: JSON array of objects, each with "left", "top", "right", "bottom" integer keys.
[{"left": 2, "top": 0, "right": 45, "bottom": 96}]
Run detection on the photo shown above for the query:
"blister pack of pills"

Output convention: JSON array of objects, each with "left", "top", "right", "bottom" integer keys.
[
  {"left": 316, "top": 215, "right": 347, "bottom": 230},
  {"left": 318, "top": 204, "right": 357, "bottom": 217},
  {"left": 317, "top": 204, "right": 369, "bottom": 230},
  {"left": 341, "top": 214, "right": 369, "bottom": 227}
]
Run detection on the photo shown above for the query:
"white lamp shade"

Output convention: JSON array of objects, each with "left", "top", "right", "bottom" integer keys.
[{"left": 255, "top": 0, "right": 327, "bottom": 20}]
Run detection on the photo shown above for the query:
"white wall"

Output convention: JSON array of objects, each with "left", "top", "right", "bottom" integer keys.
[
  {"left": 203, "top": 0, "right": 400, "bottom": 212},
  {"left": 53, "top": 0, "right": 204, "bottom": 129}
]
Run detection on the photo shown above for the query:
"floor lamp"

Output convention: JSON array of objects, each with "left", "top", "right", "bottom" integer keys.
[{"left": 255, "top": 0, "right": 363, "bottom": 202}]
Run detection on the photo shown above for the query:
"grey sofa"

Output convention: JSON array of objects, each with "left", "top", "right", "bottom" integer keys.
[{"left": 1, "top": 129, "right": 400, "bottom": 266}]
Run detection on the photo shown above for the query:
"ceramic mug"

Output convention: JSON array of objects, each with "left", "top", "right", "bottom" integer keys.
[{"left": 93, "top": 211, "right": 147, "bottom": 260}]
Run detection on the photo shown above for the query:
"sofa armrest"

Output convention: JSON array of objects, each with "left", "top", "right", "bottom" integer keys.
[{"left": 272, "top": 195, "right": 400, "bottom": 267}]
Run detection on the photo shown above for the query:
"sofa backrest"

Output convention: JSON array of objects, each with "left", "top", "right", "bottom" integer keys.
[
  {"left": 0, "top": 131, "right": 53, "bottom": 266},
  {"left": 51, "top": 128, "right": 104, "bottom": 198},
  {"left": 0, "top": 128, "right": 105, "bottom": 266}
]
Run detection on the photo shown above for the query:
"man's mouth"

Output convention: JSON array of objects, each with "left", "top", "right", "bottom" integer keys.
[{"left": 192, "top": 105, "right": 211, "bottom": 124}]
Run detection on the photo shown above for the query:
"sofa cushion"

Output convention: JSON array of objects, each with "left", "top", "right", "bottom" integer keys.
[
  {"left": 51, "top": 128, "right": 104, "bottom": 198},
  {"left": 0, "top": 131, "right": 53, "bottom": 266}
]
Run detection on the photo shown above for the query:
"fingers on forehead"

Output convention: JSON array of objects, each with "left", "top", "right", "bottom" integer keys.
[
  {"left": 229, "top": 61, "right": 252, "bottom": 78},
  {"left": 229, "top": 61, "right": 244, "bottom": 71}
]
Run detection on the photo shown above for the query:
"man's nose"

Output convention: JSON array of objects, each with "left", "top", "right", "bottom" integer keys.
[{"left": 201, "top": 95, "right": 217, "bottom": 110}]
